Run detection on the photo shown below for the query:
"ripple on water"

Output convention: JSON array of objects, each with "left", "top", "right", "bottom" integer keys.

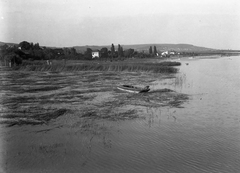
[{"left": 1, "top": 57, "right": 240, "bottom": 173}]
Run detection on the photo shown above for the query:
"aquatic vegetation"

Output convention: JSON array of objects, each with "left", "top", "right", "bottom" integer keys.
[
  {"left": 13, "top": 61, "right": 180, "bottom": 73},
  {"left": 155, "top": 61, "right": 181, "bottom": 66},
  {"left": 31, "top": 108, "right": 67, "bottom": 122},
  {"left": 81, "top": 111, "right": 98, "bottom": 118},
  {"left": 72, "top": 88, "right": 189, "bottom": 122},
  {"left": 1, "top": 118, "right": 44, "bottom": 127},
  {"left": 106, "top": 88, "right": 189, "bottom": 108},
  {"left": 1, "top": 108, "right": 68, "bottom": 127},
  {"left": 0, "top": 66, "right": 188, "bottom": 128}
]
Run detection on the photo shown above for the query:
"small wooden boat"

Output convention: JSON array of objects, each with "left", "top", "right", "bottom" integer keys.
[{"left": 117, "top": 85, "right": 150, "bottom": 93}]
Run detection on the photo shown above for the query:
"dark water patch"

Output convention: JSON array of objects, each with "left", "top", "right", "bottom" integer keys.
[
  {"left": 2, "top": 108, "right": 67, "bottom": 127},
  {"left": 11, "top": 79, "right": 36, "bottom": 86},
  {"left": 102, "top": 72, "right": 120, "bottom": 76},
  {"left": 6, "top": 72, "right": 31, "bottom": 79},
  {"left": 60, "top": 89, "right": 102, "bottom": 97},
  {"left": 102, "top": 76, "right": 121, "bottom": 80},
  {"left": 40, "top": 90, "right": 97, "bottom": 97},
  {"left": 2, "top": 96, "right": 39, "bottom": 107},
  {"left": 81, "top": 111, "right": 98, "bottom": 118},
  {"left": 0, "top": 105, "right": 47, "bottom": 118},
  {"left": 122, "top": 72, "right": 142, "bottom": 76},
  {"left": 53, "top": 80, "right": 77, "bottom": 87},
  {"left": 25, "top": 86, "right": 62, "bottom": 93},
  {"left": 1, "top": 118, "right": 44, "bottom": 127},
  {"left": 76, "top": 88, "right": 111, "bottom": 93},
  {"left": 36, "top": 91, "right": 97, "bottom": 104},
  {"left": 31, "top": 109, "right": 67, "bottom": 122},
  {"left": 38, "top": 74, "right": 66, "bottom": 79},
  {"left": 1, "top": 113, "right": 32, "bottom": 119},
  {"left": 82, "top": 77, "right": 99, "bottom": 83}
]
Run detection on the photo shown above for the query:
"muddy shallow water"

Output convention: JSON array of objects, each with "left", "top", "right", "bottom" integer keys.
[{"left": 1, "top": 56, "right": 240, "bottom": 173}]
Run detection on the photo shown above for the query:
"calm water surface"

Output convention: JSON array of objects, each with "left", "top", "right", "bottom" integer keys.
[{"left": 0, "top": 56, "right": 240, "bottom": 173}]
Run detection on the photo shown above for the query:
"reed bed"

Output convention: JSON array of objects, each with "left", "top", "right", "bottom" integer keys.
[
  {"left": 14, "top": 61, "right": 180, "bottom": 73},
  {"left": 3, "top": 108, "right": 68, "bottom": 127}
]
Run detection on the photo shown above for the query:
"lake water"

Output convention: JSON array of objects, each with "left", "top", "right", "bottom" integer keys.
[{"left": 0, "top": 56, "right": 240, "bottom": 173}]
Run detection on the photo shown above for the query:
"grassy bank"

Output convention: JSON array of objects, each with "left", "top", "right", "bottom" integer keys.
[{"left": 14, "top": 61, "right": 180, "bottom": 73}]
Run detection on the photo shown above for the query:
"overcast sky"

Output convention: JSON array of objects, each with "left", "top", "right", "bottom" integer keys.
[{"left": 1, "top": 0, "right": 240, "bottom": 49}]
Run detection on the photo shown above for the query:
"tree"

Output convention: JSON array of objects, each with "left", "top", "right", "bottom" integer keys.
[
  {"left": 100, "top": 47, "right": 108, "bottom": 58},
  {"left": 84, "top": 48, "right": 92, "bottom": 59},
  {"left": 33, "top": 43, "right": 40, "bottom": 49},
  {"left": 111, "top": 43, "right": 115, "bottom": 61},
  {"left": 18, "top": 41, "right": 31, "bottom": 50},
  {"left": 149, "top": 46, "right": 152, "bottom": 55},
  {"left": 153, "top": 46, "right": 157, "bottom": 56},
  {"left": 33, "top": 49, "right": 45, "bottom": 60},
  {"left": 30, "top": 42, "right": 34, "bottom": 49},
  {"left": 43, "top": 48, "right": 54, "bottom": 60},
  {"left": 124, "top": 49, "right": 134, "bottom": 58},
  {"left": 118, "top": 44, "right": 123, "bottom": 57},
  {"left": 70, "top": 48, "right": 77, "bottom": 55},
  {"left": 11, "top": 55, "right": 22, "bottom": 65}
]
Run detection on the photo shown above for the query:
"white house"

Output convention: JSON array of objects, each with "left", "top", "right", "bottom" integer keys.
[
  {"left": 92, "top": 51, "right": 100, "bottom": 58},
  {"left": 161, "top": 51, "right": 169, "bottom": 56}
]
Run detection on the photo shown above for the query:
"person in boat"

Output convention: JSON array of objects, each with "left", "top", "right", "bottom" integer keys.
[{"left": 144, "top": 86, "right": 150, "bottom": 90}]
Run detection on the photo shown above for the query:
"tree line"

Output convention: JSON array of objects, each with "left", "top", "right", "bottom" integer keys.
[
  {"left": 0, "top": 41, "right": 159, "bottom": 63},
  {"left": 0, "top": 41, "right": 80, "bottom": 61},
  {"left": 1, "top": 41, "right": 195, "bottom": 66}
]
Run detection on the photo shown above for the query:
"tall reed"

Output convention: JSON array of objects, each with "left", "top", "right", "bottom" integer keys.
[{"left": 14, "top": 61, "right": 180, "bottom": 73}]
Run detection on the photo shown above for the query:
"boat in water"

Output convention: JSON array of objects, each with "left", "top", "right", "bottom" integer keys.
[{"left": 117, "top": 85, "right": 150, "bottom": 93}]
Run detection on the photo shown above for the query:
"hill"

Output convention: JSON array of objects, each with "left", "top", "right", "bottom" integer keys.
[
  {"left": 73, "top": 44, "right": 216, "bottom": 53},
  {"left": 0, "top": 41, "right": 17, "bottom": 47},
  {"left": 0, "top": 41, "right": 216, "bottom": 53}
]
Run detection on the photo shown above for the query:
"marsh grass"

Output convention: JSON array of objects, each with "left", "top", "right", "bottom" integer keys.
[
  {"left": 106, "top": 88, "right": 189, "bottom": 108},
  {"left": 1, "top": 88, "right": 188, "bottom": 127},
  {"left": 2, "top": 108, "right": 68, "bottom": 127},
  {"left": 78, "top": 108, "right": 138, "bottom": 121},
  {"left": 112, "top": 109, "right": 138, "bottom": 120},
  {"left": 75, "top": 88, "right": 189, "bottom": 122},
  {"left": 154, "top": 61, "right": 181, "bottom": 66},
  {"left": 168, "top": 94, "right": 189, "bottom": 108},
  {"left": 1, "top": 64, "right": 188, "bottom": 129},
  {"left": 174, "top": 74, "right": 186, "bottom": 88},
  {"left": 14, "top": 61, "right": 180, "bottom": 73}
]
